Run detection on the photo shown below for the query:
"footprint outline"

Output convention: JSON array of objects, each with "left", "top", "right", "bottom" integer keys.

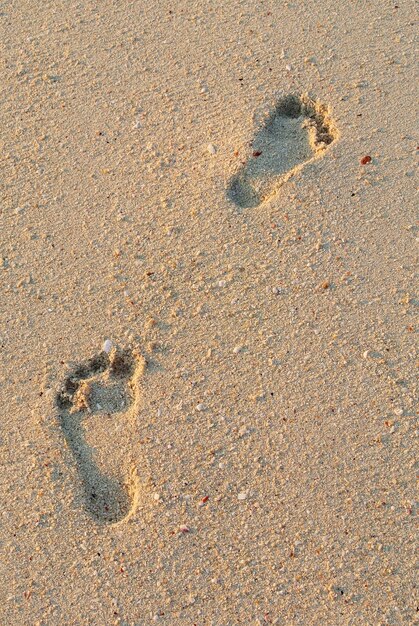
[
  {"left": 227, "top": 93, "right": 339, "bottom": 209},
  {"left": 56, "top": 347, "right": 146, "bottom": 525}
]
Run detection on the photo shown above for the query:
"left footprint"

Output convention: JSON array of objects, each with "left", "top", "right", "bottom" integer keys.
[{"left": 56, "top": 347, "right": 146, "bottom": 524}]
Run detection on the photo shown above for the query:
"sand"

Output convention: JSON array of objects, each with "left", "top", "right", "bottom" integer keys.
[{"left": 1, "top": 1, "right": 417, "bottom": 624}]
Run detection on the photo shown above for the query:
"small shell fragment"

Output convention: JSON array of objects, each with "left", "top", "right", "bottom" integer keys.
[{"left": 103, "top": 339, "right": 113, "bottom": 354}]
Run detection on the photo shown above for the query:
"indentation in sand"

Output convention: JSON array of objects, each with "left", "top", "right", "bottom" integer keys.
[
  {"left": 56, "top": 348, "right": 145, "bottom": 524},
  {"left": 227, "top": 93, "right": 339, "bottom": 208}
]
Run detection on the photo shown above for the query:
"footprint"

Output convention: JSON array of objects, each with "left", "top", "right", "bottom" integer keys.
[
  {"left": 56, "top": 347, "right": 146, "bottom": 524},
  {"left": 227, "top": 93, "right": 339, "bottom": 208}
]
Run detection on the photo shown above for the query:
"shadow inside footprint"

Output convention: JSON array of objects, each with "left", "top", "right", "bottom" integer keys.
[
  {"left": 56, "top": 349, "right": 142, "bottom": 524},
  {"left": 60, "top": 411, "right": 132, "bottom": 523},
  {"left": 227, "top": 94, "right": 338, "bottom": 209}
]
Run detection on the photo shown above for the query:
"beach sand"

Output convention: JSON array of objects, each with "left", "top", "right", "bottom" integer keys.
[{"left": 1, "top": 1, "right": 417, "bottom": 624}]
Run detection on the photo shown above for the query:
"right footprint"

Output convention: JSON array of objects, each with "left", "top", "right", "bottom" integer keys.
[{"left": 227, "top": 93, "right": 339, "bottom": 209}]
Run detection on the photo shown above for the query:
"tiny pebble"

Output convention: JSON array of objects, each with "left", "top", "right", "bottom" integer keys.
[
  {"left": 207, "top": 143, "right": 216, "bottom": 155},
  {"left": 233, "top": 345, "right": 243, "bottom": 354},
  {"left": 179, "top": 524, "right": 190, "bottom": 533},
  {"left": 238, "top": 492, "right": 247, "bottom": 500},
  {"left": 196, "top": 403, "right": 205, "bottom": 412},
  {"left": 394, "top": 408, "right": 403, "bottom": 416}
]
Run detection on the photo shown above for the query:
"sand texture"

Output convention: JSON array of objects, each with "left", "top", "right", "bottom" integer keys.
[{"left": 0, "top": 1, "right": 417, "bottom": 624}]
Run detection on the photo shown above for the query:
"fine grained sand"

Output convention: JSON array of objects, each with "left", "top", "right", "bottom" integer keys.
[{"left": 0, "top": 1, "right": 417, "bottom": 624}]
